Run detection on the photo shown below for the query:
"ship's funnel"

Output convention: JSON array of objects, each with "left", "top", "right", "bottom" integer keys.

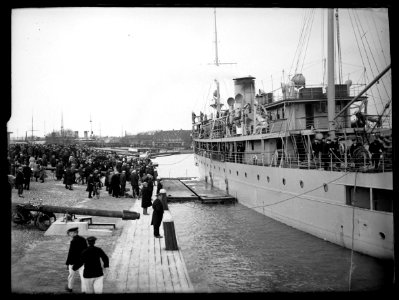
[{"left": 233, "top": 76, "right": 256, "bottom": 107}]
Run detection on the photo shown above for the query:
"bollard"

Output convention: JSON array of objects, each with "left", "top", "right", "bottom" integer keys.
[{"left": 162, "top": 211, "right": 178, "bottom": 250}]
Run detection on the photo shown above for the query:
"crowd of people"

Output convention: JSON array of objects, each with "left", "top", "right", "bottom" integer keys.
[{"left": 8, "top": 143, "right": 161, "bottom": 200}]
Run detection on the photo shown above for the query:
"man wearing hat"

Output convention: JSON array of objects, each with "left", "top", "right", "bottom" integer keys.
[
  {"left": 65, "top": 227, "right": 87, "bottom": 293},
  {"left": 73, "top": 236, "right": 109, "bottom": 294},
  {"left": 151, "top": 191, "right": 165, "bottom": 238},
  {"left": 130, "top": 169, "right": 140, "bottom": 199},
  {"left": 15, "top": 166, "right": 24, "bottom": 197},
  {"left": 156, "top": 178, "right": 163, "bottom": 195}
]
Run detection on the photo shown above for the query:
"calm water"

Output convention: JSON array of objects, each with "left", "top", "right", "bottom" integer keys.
[{"left": 153, "top": 154, "right": 394, "bottom": 293}]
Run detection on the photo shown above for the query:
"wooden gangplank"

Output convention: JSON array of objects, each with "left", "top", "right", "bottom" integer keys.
[
  {"left": 163, "top": 179, "right": 236, "bottom": 204},
  {"left": 182, "top": 179, "right": 236, "bottom": 204},
  {"left": 160, "top": 179, "right": 199, "bottom": 202}
]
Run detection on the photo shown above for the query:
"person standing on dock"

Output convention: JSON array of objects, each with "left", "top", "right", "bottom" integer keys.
[
  {"left": 141, "top": 182, "right": 152, "bottom": 215},
  {"left": 73, "top": 236, "right": 109, "bottom": 294},
  {"left": 110, "top": 170, "right": 120, "bottom": 198},
  {"left": 22, "top": 164, "right": 32, "bottom": 190},
  {"left": 156, "top": 178, "right": 163, "bottom": 195},
  {"left": 130, "top": 169, "right": 140, "bottom": 199},
  {"left": 65, "top": 227, "right": 87, "bottom": 293},
  {"left": 15, "top": 166, "right": 24, "bottom": 197},
  {"left": 151, "top": 192, "right": 164, "bottom": 238},
  {"left": 120, "top": 170, "right": 127, "bottom": 197}
]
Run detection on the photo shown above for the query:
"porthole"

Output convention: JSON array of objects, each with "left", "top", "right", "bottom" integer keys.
[
  {"left": 299, "top": 180, "right": 304, "bottom": 188},
  {"left": 267, "top": 176, "right": 270, "bottom": 183},
  {"left": 282, "top": 178, "right": 286, "bottom": 185},
  {"left": 379, "top": 232, "right": 386, "bottom": 240},
  {"left": 245, "top": 172, "right": 247, "bottom": 178},
  {"left": 236, "top": 171, "right": 239, "bottom": 176},
  {"left": 257, "top": 175, "right": 260, "bottom": 181},
  {"left": 323, "top": 183, "right": 328, "bottom": 192}
]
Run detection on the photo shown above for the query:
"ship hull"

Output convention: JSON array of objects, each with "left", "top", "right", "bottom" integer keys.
[{"left": 195, "top": 154, "right": 393, "bottom": 259}]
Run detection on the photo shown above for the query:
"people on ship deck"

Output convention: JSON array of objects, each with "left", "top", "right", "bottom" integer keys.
[{"left": 369, "top": 137, "right": 385, "bottom": 170}]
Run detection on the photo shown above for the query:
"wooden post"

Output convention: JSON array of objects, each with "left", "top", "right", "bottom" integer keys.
[{"left": 163, "top": 211, "right": 178, "bottom": 250}]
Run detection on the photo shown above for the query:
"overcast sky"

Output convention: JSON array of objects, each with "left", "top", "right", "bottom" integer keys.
[{"left": 9, "top": 7, "right": 390, "bottom": 138}]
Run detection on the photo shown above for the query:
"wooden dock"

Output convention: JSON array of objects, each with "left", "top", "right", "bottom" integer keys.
[
  {"left": 104, "top": 200, "right": 194, "bottom": 293},
  {"left": 161, "top": 179, "right": 236, "bottom": 204}
]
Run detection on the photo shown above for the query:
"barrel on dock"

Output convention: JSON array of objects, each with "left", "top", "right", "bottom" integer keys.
[{"left": 162, "top": 211, "right": 178, "bottom": 250}]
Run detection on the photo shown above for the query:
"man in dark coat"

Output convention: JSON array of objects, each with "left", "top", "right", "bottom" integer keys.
[
  {"left": 119, "top": 170, "right": 127, "bottom": 197},
  {"left": 22, "top": 164, "right": 32, "bottom": 190},
  {"left": 65, "top": 227, "right": 87, "bottom": 293},
  {"left": 73, "top": 236, "right": 109, "bottom": 294},
  {"left": 130, "top": 170, "right": 140, "bottom": 199},
  {"left": 15, "top": 166, "right": 24, "bottom": 197},
  {"left": 65, "top": 167, "right": 74, "bottom": 190},
  {"left": 87, "top": 173, "right": 95, "bottom": 198},
  {"left": 147, "top": 174, "right": 154, "bottom": 196},
  {"left": 50, "top": 154, "right": 57, "bottom": 168},
  {"left": 151, "top": 192, "right": 164, "bottom": 238},
  {"left": 156, "top": 178, "right": 163, "bottom": 195},
  {"left": 141, "top": 182, "right": 152, "bottom": 215},
  {"left": 56, "top": 161, "right": 64, "bottom": 180},
  {"left": 107, "top": 171, "right": 114, "bottom": 195},
  {"left": 369, "top": 137, "right": 385, "bottom": 170},
  {"left": 110, "top": 171, "right": 120, "bottom": 198}
]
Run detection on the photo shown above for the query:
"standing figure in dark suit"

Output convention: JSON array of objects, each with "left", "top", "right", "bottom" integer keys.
[
  {"left": 151, "top": 192, "right": 164, "bottom": 238},
  {"left": 73, "top": 236, "right": 109, "bottom": 294},
  {"left": 15, "top": 166, "right": 24, "bottom": 197},
  {"left": 22, "top": 164, "right": 32, "bottom": 190},
  {"left": 65, "top": 167, "right": 74, "bottom": 190},
  {"left": 369, "top": 137, "right": 385, "bottom": 170},
  {"left": 56, "top": 161, "right": 64, "bottom": 181},
  {"left": 130, "top": 170, "right": 140, "bottom": 198},
  {"left": 65, "top": 227, "right": 87, "bottom": 293},
  {"left": 110, "top": 171, "right": 120, "bottom": 198},
  {"left": 141, "top": 182, "right": 152, "bottom": 215},
  {"left": 119, "top": 170, "right": 127, "bottom": 197},
  {"left": 87, "top": 173, "right": 94, "bottom": 198}
]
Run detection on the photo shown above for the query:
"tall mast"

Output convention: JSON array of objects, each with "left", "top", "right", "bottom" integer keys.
[
  {"left": 327, "top": 8, "right": 336, "bottom": 139},
  {"left": 214, "top": 8, "right": 219, "bottom": 66},
  {"left": 210, "top": 8, "right": 236, "bottom": 116}
]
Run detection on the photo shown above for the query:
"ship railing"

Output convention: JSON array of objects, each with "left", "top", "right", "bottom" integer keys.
[{"left": 194, "top": 148, "right": 392, "bottom": 173}]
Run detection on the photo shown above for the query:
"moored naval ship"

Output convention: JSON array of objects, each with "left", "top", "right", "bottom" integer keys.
[{"left": 191, "top": 9, "right": 393, "bottom": 259}]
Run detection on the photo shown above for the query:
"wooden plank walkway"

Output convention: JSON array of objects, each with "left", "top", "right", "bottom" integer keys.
[
  {"left": 180, "top": 179, "right": 237, "bottom": 203},
  {"left": 161, "top": 179, "right": 199, "bottom": 201},
  {"left": 104, "top": 199, "right": 194, "bottom": 293}
]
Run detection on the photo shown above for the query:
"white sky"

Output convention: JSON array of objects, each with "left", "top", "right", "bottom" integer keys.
[{"left": 9, "top": 7, "right": 390, "bottom": 138}]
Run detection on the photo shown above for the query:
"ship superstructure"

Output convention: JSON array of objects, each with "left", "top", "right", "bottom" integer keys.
[{"left": 191, "top": 8, "right": 393, "bottom": 259}]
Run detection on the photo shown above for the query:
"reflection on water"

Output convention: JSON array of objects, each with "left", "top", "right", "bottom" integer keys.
[
  {"left": 154, "top": 154, "right": 393, "bottom": 292},
  {"left": 170, "top": 201, "right": 393, "bottom": 293}
]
